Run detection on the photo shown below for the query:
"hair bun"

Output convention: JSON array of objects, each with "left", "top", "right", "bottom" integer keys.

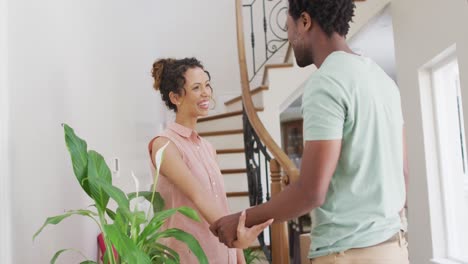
[{"left": 151, "top": 58, "right": 175, "bottom": 91}]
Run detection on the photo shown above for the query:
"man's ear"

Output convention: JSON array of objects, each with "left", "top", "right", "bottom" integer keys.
[{"left": 300, "top": 11, "right": 313, "bottom": 31}]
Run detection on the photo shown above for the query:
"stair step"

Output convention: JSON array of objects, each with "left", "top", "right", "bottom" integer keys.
[
  {"left": 199, "top": 129, "right": 243, "bottom": 137},
  {"left": 262, "top": 63, "right": 293, "bottom": 85},
  {"left": 227, "top": 196, "right": 250, "bottom": 214},
  {"left": 225, "top": 86, "right": 268, "bottom": 106},
  {"left": 199, "top": 111, "right": 243, "bottom": 122},
  {"left": 217, "top": 152, "right": 245, "bottom": 170},
  {"left": 198, "top": 108, "right": 263, "bottom": 123},
  {"left": 197, "top": 113, "right": 243, "bottom": 133},
  {"left": 205, "top": 133, "right": 244, "bottom": 149},
  {"left": 226, "top": 191, "right": 249, "bottom": 198},
  {"left": 224, "top": 173, "right": 248, "bottom": 192},
  {"left": 217, "top": 148, "right": 245, "bottom": 154},
  {"left": 197, "top": 108, "right": 264, "bottom": 133},
  {"left": 221, "top": 168, "right": 247, "bottom": 174}
]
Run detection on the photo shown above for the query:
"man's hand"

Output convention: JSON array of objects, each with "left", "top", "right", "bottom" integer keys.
[
  {"left": 210, "top": 212, "right": 241, "bottom": 248},
  {"left": 210, "top": 211, "right": 273, "bottom": 248}
]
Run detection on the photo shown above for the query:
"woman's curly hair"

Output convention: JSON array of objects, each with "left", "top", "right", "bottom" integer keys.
[
  {"left": 288, "top": 0, "right": 355, "bottom": 37},
  {"left": 151, "top": 57, "right": 211, "bottom": 112}
]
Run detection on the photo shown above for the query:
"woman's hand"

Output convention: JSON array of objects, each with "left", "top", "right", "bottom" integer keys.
[
  {"left": 232, "top": 211, "right": 274, "bottom": 249},
  {"left": 236, "top": 249, "right": 246, "bottom": 264}
]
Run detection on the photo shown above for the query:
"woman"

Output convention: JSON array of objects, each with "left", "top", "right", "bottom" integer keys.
[{"left": 148, "top": 58, "right": 272, "bottom": 263}]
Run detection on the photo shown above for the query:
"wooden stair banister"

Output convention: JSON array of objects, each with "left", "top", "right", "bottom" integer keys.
[
  {"left": 270, "top": 159, "right": 290, "bottom": 264},
  {"left": 234, "top": 1, "right": 299, "bottom": 263},
  {"left": 234, "top": 0, "right": 300, "bottom": 185}
]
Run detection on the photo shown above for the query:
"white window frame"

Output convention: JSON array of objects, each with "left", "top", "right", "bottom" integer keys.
[
  {"left": 0, "top": 0, "right": 12, "bottom": 263},
  {"left": 419, "top": 45, "right": 468, "bottom": 264}
]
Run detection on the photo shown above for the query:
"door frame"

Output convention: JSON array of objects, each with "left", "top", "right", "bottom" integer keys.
[{"left": 0, "top": 0, "right": 12, "bottom": 262}]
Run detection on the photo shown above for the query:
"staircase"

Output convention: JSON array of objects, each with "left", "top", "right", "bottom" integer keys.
[
  {"left": 196, "top": 108, "right": 270, "bottom": 263},
  {"left": 197, "top": 111, "right": 253, "bottom": 213}
]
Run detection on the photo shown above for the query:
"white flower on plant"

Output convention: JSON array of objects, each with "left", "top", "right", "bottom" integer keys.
[
  {"left": 129, "top": 171, "right": 154, "bottom": 232},
  {"left": 127, "top": 141, "right": 170, "bottom": 231},
  {"left": 154, "top": 141, "right": 170, "bottom": 176},
  {"left": 131, "top": 171, "right": 140, "bottom": 198},
  {"left": 130, "top": 196, "right": 154, "bottom": 219}
]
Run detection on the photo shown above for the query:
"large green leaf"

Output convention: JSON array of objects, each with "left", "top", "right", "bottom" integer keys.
[
  {"left": 129, "top": 210, "right": 147, "bottom": 241},
  {"left": 154, "top": 228, "right": 208, "bottom": 264},
  {"left": 152, "top": 255, "right": 177, "bottom": 264},
  {"left": 148, "top": 242, "right": 180, "bottom": 263},
  {"left": 33, "top": 209, "right": 97, "bottom": 241},
  {"left": 106, "top": 208, "right": 116, "bottom": 221},
  {"left": 113, "top": 205, "right": 145, "bottom": 236},
  {"left": 175, "top": 206, "right": 200, "bottom": 222},
  {"left": 131, "top": 211, "right": 147, "bottom": 228},
  {"left": 87, "top": 151, "right": 112, "bottom": 211},
  {"left": 128, "top": 191, "right": 165, "bottom": 213},
  {"left": 138, "top": 207, "right": 200, "bottom": 245},
  {"left": 63, "top": 124, "right": 90, "bottom": 197},
  {"left": 114, "top": 207, "right": 131, "bottom": 235},
  {"left": 103, "top": 224, "right": 151, "bottom": 264},
  {"left": 50, "top": 248, "right": 71, "bottom": 264},
  {"left": 138, "top": 208, "right": 178, "bottom": 244},
  {"left": 95, "top": 177, "right": 129, "bottom": 210},
  {"left": 80, "top": 261, "right": 98, "bottom": 264}
]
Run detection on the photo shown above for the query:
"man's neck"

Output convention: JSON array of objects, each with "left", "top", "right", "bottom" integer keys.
[{"left": 313, "top": 34, "right": 354, "bottom": 68}]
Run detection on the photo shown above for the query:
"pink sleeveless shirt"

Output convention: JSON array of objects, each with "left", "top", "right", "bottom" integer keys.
[{"left": 149, "top": 122, "right": 236, "bottom": 263}]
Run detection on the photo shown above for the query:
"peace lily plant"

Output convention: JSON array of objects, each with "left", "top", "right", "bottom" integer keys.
[{"left": 33, "top": 124, "right": 208, "bottom": 264}]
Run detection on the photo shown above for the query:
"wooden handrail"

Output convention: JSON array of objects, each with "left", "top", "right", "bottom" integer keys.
[
  {"left": 234, "top": 0, "right": 299, "bottom": 185},
  {"left": 270, "top": 159, "right": 290, "bottom": 263}
]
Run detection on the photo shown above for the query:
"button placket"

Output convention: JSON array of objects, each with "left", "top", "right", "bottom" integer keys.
[{"left": 191, "top": 138, "right": 217, "bottom": 194}]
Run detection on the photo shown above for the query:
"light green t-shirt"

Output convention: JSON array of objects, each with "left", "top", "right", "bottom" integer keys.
[{"left": 302, "top": 51, "right": 405, "bottom": 258}]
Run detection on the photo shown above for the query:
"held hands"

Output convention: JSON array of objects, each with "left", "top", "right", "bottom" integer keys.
[
  {"left": 233, "top": 211, "right": 274, "bottom": 249},
  {"left": 210, "top": 210, "right": 274, "bottom": 249}
]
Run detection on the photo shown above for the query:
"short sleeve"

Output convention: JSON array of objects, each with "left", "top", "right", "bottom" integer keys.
[{"left": 302, "top": 76, "right": 347, "bottom": 140}]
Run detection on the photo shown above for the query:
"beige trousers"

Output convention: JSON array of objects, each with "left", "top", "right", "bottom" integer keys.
[{"left": 310, "top": 232, "right": 409, "bottom": 264}]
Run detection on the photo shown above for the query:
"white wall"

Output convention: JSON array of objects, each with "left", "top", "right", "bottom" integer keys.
[
  {"left": 349, "top": 5, "right": 396, "bottom": 80},
  {"left": 348, "top": 0, "right": 391, "bottom": 41},
  {"left": 261, "top": 62, "right": 315, "bottom": 146},
  {"left": 0, "top": 0, "right": 12, "bottom": 263},
  {"left": 6, "top": 0, "right": 240, "bottom": 263},
  {"left": 391, "top": 0, "right": 468, "bottom": 263}
]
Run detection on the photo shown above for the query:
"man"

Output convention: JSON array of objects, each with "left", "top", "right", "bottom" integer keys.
[{"left": 210, "top": 0, "right": 409, "bottom": 263}]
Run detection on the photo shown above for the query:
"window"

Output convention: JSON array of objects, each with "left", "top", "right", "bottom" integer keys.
[
  {"left": 0, "top": 0, "right": 12, "bottom": 262},
  {"left": 430, "top": 54, "right": 468, "bottom": 263}
]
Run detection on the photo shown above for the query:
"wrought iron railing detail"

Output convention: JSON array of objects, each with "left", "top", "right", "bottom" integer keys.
[
  {"left": 242, "top": 108, "right": 272, "bottom": 262},
  {"left": 243, "top": 0, "right": 288, "bottom": 82}
]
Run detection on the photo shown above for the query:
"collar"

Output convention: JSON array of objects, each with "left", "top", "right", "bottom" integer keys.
[{"left": 168, "top": 122, "right": 201, "bottom": 143}]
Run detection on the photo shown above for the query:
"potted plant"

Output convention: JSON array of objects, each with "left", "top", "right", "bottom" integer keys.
[{"left": 33, "top": 124, "right": 208, "bottom": 264}]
